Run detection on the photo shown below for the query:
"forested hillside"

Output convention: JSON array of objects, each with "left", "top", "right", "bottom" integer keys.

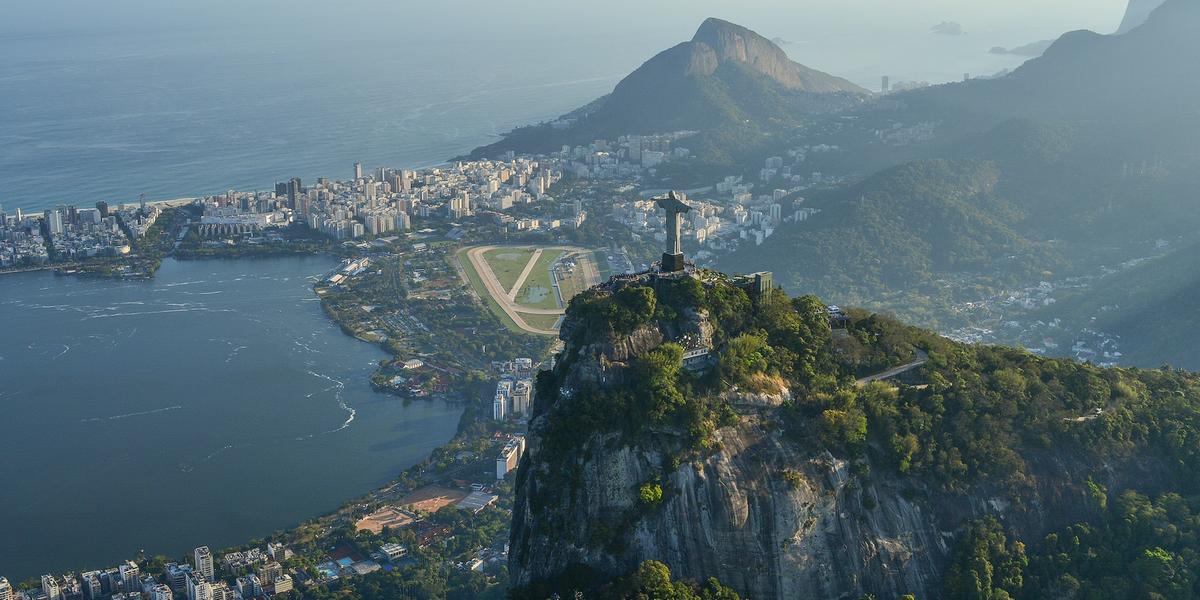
[
  {"left": 510, "top": 270, "right": 1200, "bottom": 598},
  {"left": 721, "top": 159, "right": 1060, "bottom": 324}
]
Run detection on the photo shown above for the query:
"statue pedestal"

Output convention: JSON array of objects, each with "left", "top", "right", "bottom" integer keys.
[{"left": 660, "top": 253, "right": 686, "bottom": 273}]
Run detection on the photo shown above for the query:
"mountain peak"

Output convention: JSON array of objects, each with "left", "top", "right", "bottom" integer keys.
[
  {"left": 467, "top": 17, "right": 866, "bottom": 159},
  {"left": 690, "top": 17, "right": 786, "bottom": 70},
  {"left": 692, "top": 17, "right": 753, "bottom": 45},
  {"left": 683, "top": 17, "right": 867, "bottom": 93}
]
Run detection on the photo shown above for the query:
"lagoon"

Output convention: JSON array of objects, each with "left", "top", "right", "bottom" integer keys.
[{"left": 0, "top": 256, "right": 461, "bottom": 580}]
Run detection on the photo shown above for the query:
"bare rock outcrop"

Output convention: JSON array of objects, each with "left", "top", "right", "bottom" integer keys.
[{"left": 511, "top": 406, "right": 956, "bottom": 598}]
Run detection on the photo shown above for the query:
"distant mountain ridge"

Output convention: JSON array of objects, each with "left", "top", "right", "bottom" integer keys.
[
  {"left": 469, "top": 18, "right": 866, "bottom": 159},
  {"left": 904, "top": 0, "right": 1200, "bottom": 124},
  {"left": 1117, "top": 0, "right": 1168, "bottom": 33},
  {"left": 721, "top": 0, "right": 1200, "bottom": 345}
]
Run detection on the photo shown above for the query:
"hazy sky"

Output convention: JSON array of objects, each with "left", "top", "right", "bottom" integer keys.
[
  {"left": 0, "top": 0, "right": 1136, "bottom": 209},
  {"left": 0, "top": 0, "right": 1135, "bottom": 98},
  {"left": 2, "top": 0, "right": 1129, "bottom": 41}
]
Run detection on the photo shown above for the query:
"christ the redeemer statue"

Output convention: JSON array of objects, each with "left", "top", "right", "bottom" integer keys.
[{"left": 655, "top": 191, "right": 691, "bottom": 272}]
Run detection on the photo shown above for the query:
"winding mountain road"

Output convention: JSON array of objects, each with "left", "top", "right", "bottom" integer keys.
[{"left": 856, "top": 349, "right": 929, "bottom": 386}]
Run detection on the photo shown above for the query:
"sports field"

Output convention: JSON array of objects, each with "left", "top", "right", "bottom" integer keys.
[
  {"left": 399, "top": 485, "right": 467, "bottom": 514},
  {"left": 457, "top": 245, "right": 600, "bottom": 335}
]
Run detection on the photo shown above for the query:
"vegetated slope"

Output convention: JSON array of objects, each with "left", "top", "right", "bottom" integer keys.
[
  {"left": 720, "top": 159, "right": 1059, "bottom": 323},
  {"left": 720, "top": 105, "right": 1200, "bottom": 327},
  {"left": 1035, "top": 240, "right": 1200, "bottom": 370},
  {"left": 509, "top": 269, "right": 1200, "bottom": 599},
  {"left": 469, "top": 18, "right": 866, "bottom": 160},
  {"left": 950, "top": 115, "right": 1200, "bottom": 244},
  {"left": 878, "top": 0, "right": 1200, "bottom": 241},
  {"left": 902, "top": 0, "right": 1200, "bottom": 126}
]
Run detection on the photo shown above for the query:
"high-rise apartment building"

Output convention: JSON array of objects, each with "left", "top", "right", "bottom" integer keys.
[
  {"left": 256, "top": 563, "right": 282, "bottom": 587},
  {"left": 194, "top": 546, "right": 214, "bottom": 582},
  {"left": 80, "top": 572, "right": 102, "bottom": 600},
  {"left": 118, "top": 562, "right": 140, "bottom": 594},
  {"left": 287, "top": 178, "right": 302, "bottom": 209},
  {"left": 45, "top": 209, "right": 64, "bottom": 235},
  {"left": 42, "top": 575, "right": 61, "bottom": 600}
]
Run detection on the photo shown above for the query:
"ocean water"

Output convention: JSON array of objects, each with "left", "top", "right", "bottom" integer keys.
[
  {"left": 0, "top": 28, "right": 636, "bottom": 215},
  {"left": 0, "top": 257, "right": 462, "bottom": 580},
  {"left": 0, "top": 19, "right": 1066, "bottom": 217}
]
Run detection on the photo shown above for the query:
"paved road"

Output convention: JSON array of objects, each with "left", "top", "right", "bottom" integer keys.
[{"left": 856, "top": 349, "right": 930, "bottom": 386}]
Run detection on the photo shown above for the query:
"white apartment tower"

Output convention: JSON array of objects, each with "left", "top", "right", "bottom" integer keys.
[
  {"left": 119, "top": 562, "right": 140, "bottom": 593},
  {"left": 0, "top": 576, "right": 13, "bottom": 600},
  {"left": 194, "top": 546, "right": 215, "bottom": 582},
  {"left": 492, "top": 392, "right": 507, "bottom": 421},
  {"left": 186, "top": 575, "right": 212, "bottom": 600},
  {"left": 45, "top": 209, "right": 64, "bottom": 235},
  {"left": 42, "top": 575, "right": 61, "bottom": 600}
]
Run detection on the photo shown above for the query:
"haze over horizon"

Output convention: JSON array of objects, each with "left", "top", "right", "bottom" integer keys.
[
  {"left": 2, "top": 0, "right": 1128, "bottom": 88},
  {"left": 1, "top": 0, "right": 1128, "bottom": 36},
  {"left": 0, "top": 0, "right": 1130, "bottom": 214}
]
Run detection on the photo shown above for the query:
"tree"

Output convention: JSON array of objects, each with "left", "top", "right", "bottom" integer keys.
[
  {"left": 718, "top": 333, "right": 772, "bottom": 386},
  {"left": 638, "top": 483, "right": 664, "bottom": 507},
  {"left": 615, "top": 561, "right": 741, "bottom": 600},
  {"left": 631, "top": 343, "right": 685, "bottom": 422},
  {"left": 944, "top": 518, "right": 1026, "bottom": 600},
  {"left": 819, "top": 407, "right": 867, "bottom": 449}
]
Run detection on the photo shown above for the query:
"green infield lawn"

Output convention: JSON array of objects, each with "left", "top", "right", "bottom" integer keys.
[
  {"left": 516, "top": 250, "right": 564, "bottom": 310},
  {"left": 483, "top": 247, "right": 536, "bottom": 293},
  {"left": 521, "top": 312, "right": 563, "bottom": 331},
  {"left": 454, "top": 250, "right": 523, "bottom": 333}
]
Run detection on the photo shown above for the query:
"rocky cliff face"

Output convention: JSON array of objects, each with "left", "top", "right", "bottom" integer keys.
[
  {"left": 511, "top": 337, "right": 1126, "bottom": 598},
  {"left": 511, "top": 405, "right": 953, "bottom": 598},
  {"left": 688, "top": 18, "right": 864, "bottom": 93}
]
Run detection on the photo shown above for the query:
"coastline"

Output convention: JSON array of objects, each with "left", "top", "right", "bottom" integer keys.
[
  {"left": 0, "top": 264, "right": 79, "bottom": 276},
  {"left": 4, "top": 122, "right": 546, "bottom": 588}
]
